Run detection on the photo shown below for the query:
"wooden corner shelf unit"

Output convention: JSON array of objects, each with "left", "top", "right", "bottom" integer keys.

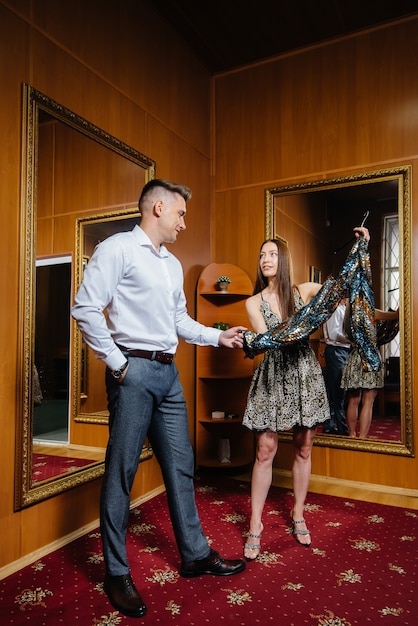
[{"left": 195, "top": 263, "right": 255, "bottom": 469}]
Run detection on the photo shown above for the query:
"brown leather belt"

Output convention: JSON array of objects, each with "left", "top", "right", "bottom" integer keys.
[{"left": 119, "top": 346, "right": 174, "bottom": 364}]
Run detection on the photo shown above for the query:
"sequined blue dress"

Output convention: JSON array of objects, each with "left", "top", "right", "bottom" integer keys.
[{"left": 243, "top": 237, "right": 381, "bottom": 374}]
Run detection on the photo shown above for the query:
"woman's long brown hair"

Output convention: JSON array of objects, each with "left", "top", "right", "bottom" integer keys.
[{"left": 253, "top": 238, "right": 295, "bottom": 319}]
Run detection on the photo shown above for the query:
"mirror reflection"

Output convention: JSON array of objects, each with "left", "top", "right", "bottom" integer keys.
[
  {"left": 34, "top": 255, "right": 71, "bottom": 447},
  {"left": 74, "top": 211, "right": 141, "bottom": 423},
  {"left": 265, "top": 167, "right": 412, "bottom": 455},
  {"left": 32, "top": 255, "right": 74, "bottom": 484},
  {"left": 16, "top": 85, "right": 155, "bottom": 508}
]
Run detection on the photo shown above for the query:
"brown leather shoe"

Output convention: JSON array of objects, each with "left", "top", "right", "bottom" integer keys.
[
  {"left": 180, "top": 548, "right": 246, "bottom": 578},
  {"left": 103, "top": 573, "right": 147, "bottom": 618}
]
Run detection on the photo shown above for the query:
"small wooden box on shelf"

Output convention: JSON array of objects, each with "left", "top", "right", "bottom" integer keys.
[{"left": 195, "top": 263, "right": 255, "bottom": 469}]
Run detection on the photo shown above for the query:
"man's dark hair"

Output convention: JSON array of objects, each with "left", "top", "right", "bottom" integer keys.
[{"left": 139, "top": 179, "right": 192, "bottom": 208}]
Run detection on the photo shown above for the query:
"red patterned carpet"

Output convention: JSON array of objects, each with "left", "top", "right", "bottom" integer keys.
[
  {"left": 317, "top": 414, "right": 401, "bottom": 441},
  {"left": 365, "top": 414, "right": 401, "bottom": 441},
  {"left": 32, "top": 453, "right": 94, "bottom": 483},
  {"left": 1, "top": 474, "right": 416, "bottom": 625}
]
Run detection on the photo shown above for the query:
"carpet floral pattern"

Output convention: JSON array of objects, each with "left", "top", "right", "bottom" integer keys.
[
  {"left": 32, "top": 453, "right": 95, "bottom": 483},
  {"left": 1, "top": 475, "right": 416, "bottom": 625}
]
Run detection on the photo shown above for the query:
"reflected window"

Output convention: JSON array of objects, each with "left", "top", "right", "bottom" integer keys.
[{"left": 382, "top": 215, "right": 400, "bottom": 358}]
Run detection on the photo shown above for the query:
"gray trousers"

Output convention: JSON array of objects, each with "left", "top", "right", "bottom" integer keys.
[
  {"left": 324, "top": 344, "right": 350, "bottom": 435},
  {"left": 101, "top": 356, "right": 209, "bottom": 575}
]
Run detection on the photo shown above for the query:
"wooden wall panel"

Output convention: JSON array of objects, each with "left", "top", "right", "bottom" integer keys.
[
  {"left": 37, "top": 123, "right": 54, "bottom": 220},
  {"left": 212, "top": 19, "right": 418, "bottom": 490},
  {"left": 52, "top": 124, "right": 142, "bottom": 215},
  {"left": 274, "top": 194, "right": 329, "bottom": 284},
  {"left": 214, "top": 18, "right": 418, "bottom": 189},
  {"left": 0, "top": 0, "right": 211, "bottom": 571},
  {"left": 212, "top": 187, "right": 266, "bottom": 271},
  {"left": 31, "top": 0, "right": 210, "bottom": 158},
  {"left": 36, "top": 220, "right": 54, "bottom": 258},
  {"left": 0, "top": 3, "right": 30, "bottom": 568},
  {"left": 70, "top": 421, "right": 109, "bottom": 450}
]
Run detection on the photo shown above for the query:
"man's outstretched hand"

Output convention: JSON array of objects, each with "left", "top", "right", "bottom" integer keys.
[{"left": 218, "top": 326, "right": 247, "bottom": 349}]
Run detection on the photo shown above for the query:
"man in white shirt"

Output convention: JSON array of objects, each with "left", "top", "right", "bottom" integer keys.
[
  {"left": 72, "top": 179, "right": 246, "bottom": 618},
  {"left": 322, "top": 298, "right": 351, "bottom": 435}
]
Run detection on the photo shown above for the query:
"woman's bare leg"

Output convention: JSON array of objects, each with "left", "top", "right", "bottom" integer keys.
[
  {"left": 358, "top": 388, "right": 378, "bottom": 438},
  {"left": 346, "top": 390, "right": 362, "bottom": 437},
  {"left": 291, "top": 427, "right": 316, "bottom": 546},
  {"left": 244, "top": 431, "right": 278, "bottom": 559}
]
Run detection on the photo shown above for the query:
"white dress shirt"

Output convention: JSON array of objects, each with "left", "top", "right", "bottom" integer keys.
[
  {"left": 323, "top": 302, "right": 351, "bottom": 348},
  {"left": 72, "top": 225, "right": 221, "bottom": 371}
]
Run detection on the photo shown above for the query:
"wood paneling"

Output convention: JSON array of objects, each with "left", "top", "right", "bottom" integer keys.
[
  {"left": 0, "top": 3, "right": 30, "bottom": 569},
  {"left": 32, "top": 0, "right": 210, "bottom": 157},
  {"left": 214, "top": 17, "right": 418, "bottom": 189}
]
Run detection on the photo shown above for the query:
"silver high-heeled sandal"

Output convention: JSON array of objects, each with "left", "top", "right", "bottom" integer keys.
[
  {"left": 291, "top": 517, "right": 311, "bottom": 547},
  {"left": 244, "top": 532, "right": 262, "bottom": 561}
]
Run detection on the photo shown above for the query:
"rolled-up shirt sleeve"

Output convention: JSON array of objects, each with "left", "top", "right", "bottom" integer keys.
[{"left": 176, "top": 289, "right": 222, "bottom": 346}]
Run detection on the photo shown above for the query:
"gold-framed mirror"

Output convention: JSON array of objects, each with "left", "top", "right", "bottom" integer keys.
[
  {"left": 73, "top": 209, "right": 142, "bottom": 425},
  {"left": 265, "top": 166, "right": 413, "bottom": 456},
  {"left": 15, "top": 84, "right": 156, "bottom": 509}
]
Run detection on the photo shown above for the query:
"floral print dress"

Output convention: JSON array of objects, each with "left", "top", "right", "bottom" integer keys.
[
  {"left": 242, "top": 290, "right": 330, "bottom": 432},
  {"left": 340, "top": 348, "right": 384, "bottom": 390}
]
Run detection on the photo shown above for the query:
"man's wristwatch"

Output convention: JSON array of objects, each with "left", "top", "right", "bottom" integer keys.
[{"left": 111, "top": 361, "right": 129, "bottom": 379}]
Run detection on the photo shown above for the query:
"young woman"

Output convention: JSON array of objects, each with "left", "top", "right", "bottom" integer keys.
[
  {"left": 341, "top": 306, "right": 399, "bottom": 438},
  {"left": 242, "top": 227, "right": 370, "bottom": 559}
]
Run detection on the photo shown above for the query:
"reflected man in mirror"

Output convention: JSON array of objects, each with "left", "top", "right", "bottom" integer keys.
[{"left": 322, "top": 297, "right": 350, "bottom": 435}]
